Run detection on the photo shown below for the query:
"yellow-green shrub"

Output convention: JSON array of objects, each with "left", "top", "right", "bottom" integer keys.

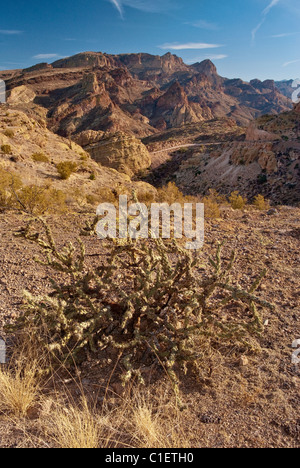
[
  {"left": 1, "top": 145, "right": 12, "bottom": 155},
  {"left": 56, "top": 161, "right": 78, "bottom": 180},
  {"left": 17, "top": 185, "right": 66, "bottom": 215},
  {"left": 157, "top": 182, "right": 197, "bottom": 205},
  {"left": 253, "top": 194, "right": 270, "bottom": 211},
  {"left": 32, "top": 153, "right": 49, "bottom": 163},
  {"left": 229, "top": 191, "right": 247, "bottom": 210},
  {"left": 0, "top": 168, "right": 22, "bottom": 210},
  {"left": 4, "top": 130, "right": 14, "bottom": 138},
  {"left": 202, "top": 189, "right": 225, "bottom": 219}
]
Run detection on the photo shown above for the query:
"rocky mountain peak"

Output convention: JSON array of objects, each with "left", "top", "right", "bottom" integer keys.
[{"left": 191, "top": 59, "right": 217, "bottom": 76}]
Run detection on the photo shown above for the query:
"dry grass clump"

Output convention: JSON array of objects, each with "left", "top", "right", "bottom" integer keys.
[
  {"left": 127, "top": 388, "right": 193, "bottom": 448},
  {"left": 44, "top": 399, "right": 112, "bottom": 449},
  {"left": 0, "top": 360, "right": 40, "bottom": 418}
]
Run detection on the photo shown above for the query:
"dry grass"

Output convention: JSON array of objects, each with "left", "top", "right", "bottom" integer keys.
[
  {"left": 0, "top": 361, "right": 40, "bottom": 418},
  {"left": 44, "top": 399, "right": 111, "bottom": 448},
  {"left": 125, "top": 387, "right": 194, "bottom": 449}
]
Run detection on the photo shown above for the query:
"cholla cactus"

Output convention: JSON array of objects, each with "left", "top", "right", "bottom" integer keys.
[{"left": 8, "top": 217, "right": 274, "bottom": 394}]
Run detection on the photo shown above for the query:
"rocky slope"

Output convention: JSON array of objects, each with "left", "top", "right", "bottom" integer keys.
[
  {"left": 147, "top": 104, "right": 300, "bottom": 205},
  {"left": 0, "top": 104, "right": 155, "bottom": 204},
  {"left": 0, "top": 52, "right": 292, "bottom": 139}
]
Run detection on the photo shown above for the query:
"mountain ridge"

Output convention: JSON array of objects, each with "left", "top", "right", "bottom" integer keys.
[{"left": 0, "top": 51, "right": 293, "bottom": 140}]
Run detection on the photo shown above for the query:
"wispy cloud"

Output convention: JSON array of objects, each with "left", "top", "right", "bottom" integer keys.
[
  {"left": 159, "top": 42, "right": 223, "bottom": 51},
  {"left": 0, "top": 29, "right": 23, "bottom": 35},
  {"left": 108, "top": 0, "right": 174, "bottom": 17},
  {"left": 109, "top": 0, "right": 124, "bottom": 18},
  {"left": 186, "top": 20, "right": 219, "bottom": 31},
  {"left": 33, "top": 54, "right": 60, "bottom": 59},
  {"left": 283, "top": 59, "right": 300, "bottom": 67},
  {"left": 206, "top": 54, "right": 228, "bottom": 60},
  {"left": 252, "top": 0, "right": 281, "bottom": 42},
  {"left": 186, "top": 54, "right": 228, "bottom": 64},
  {"left": 270, "top": 32, "right": 300, "bottom": 38},
  {"left": 263, "top": 0, "right": 281, "bottom": 15}
]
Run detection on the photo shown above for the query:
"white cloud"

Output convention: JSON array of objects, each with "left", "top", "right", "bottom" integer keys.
[
  {"left": 270, "top": 32, "right": 300, "bottom": 38},
  {"left": 186, "top": 54, "right": 228, "bottom": 64},
  {"left": 252, "top": 0, "right": 281, "bottom": 42},
  {"left": 263, "top": 0, "right": 281, "bottom": 15},
  {"left": 109, "top": 0, "right": 124, "bottom": 18},
  {"left": 283, "top": 59, "right": 300, "bottom": 67},
  {"left": 108, "top": 0, "right": 174, "bottom": 17},
  {"left": 206, "top": 54, "right": 228, "bottom": 60},
  {"left": 159, "top": 42, "right": 223, "bottom": 50},
  {"left": 0, "top": 30, "right": 23, "bottom": 35},
  {"left": 33, "top": 54, "right": 60, "bottom": 59},
  {"left": 186, "top": 20, "right": 219, "bottom": 31}
]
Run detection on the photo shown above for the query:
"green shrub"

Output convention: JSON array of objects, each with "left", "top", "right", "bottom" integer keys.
[
  {"left": 89, "top": 173, "right": 96, "bottom": 181},
  {"left": 32, "top": 153, "right": 49, "bottom": 163},
  {"left": 202, "top": 189, "right": 225, "bottom": 219},
  {"left": 56, "top": 161, "right": 78, "bottom": 180},
  {"left": 17, "top": 185, "right": 66, "bottom": 215},
  {"left": 1, "top": 145, "right": 12, "bottom": 155},
  {"left": 0, "top": 168, "right": 22, "bottom": 211},
  {"left": 229, "top": 191, "right": 247, "bottom": 210},
  {"left": 4, "top": 130, "right": 14, "bottom": 138},
  {"left": 253, "top": 194, "right": 270, "bottom": 211},
  {"left": 157, "top": 182, "right": 197, "bottom": 205}
]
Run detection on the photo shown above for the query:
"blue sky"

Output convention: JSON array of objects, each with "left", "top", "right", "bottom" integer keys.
[{"left": 0, "top": 0, "right": 299, "bottom": 81}]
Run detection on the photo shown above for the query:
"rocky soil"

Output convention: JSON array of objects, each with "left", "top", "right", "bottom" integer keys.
[{"left": 0, "top": 206, "right": 299, "bottom": 448}]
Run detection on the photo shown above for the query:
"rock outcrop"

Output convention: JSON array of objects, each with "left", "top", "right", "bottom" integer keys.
[
  {"left": 86, "top": 132, "right": 151, "bottom": 177},
  {"left": 7, "top": 85, "right": 36, "bottom": 104}
]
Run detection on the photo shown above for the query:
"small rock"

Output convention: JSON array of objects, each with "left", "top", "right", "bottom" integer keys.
[
  {"left": 267, "top": 208, "right": 279, "bottom": 216},
  {"left": 239, "top": 356, "right": 249, "bottom": 368}
]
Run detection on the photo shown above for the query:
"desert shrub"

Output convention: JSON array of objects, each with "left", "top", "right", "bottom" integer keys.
[
  {"left": 80, "top": 153, "right": 89, "bottom": 161},
  {"left": 1, "top": 144, "right": 12, "bottom": 155},
  {"left": 9, "top": 218, "right": 274, "bottom": 400},
  {"left": 4, "top": 129, "right": 14, "bottom": 138},
  {"left": 56, "top": 161, "right": 78, "bottom": 180},
  {"left": 0, "top": 168, "right": 22, "bottom": 211},
  {"left": 257, "top": 173, "right": 268, "bottom": 185},
  {"left": 157, "top": 182, "right": 197, "bottom": 205},
  {"left": 86, "top": 187, "right": 117, "bottom": 206},
  {"left": 135, "top": 188, "right": 157, "bottom": 205},
  {"left": 202, "top": 189, "right": 225, "bottom": 219},
  {"left": 32, "top": 152, "right": 49, "bottom": 163},
  {"left": 253, "top": 194, "right": 270, "bottom": 211},
  {"left": 89, "top": 172, "right": 96, "bottom": 181},
  {"left": 229, "top": 191, "right": 247, "bottom": 210},
  {"left": 17, "top": 185, "right": 66, "bottom": 215}
]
